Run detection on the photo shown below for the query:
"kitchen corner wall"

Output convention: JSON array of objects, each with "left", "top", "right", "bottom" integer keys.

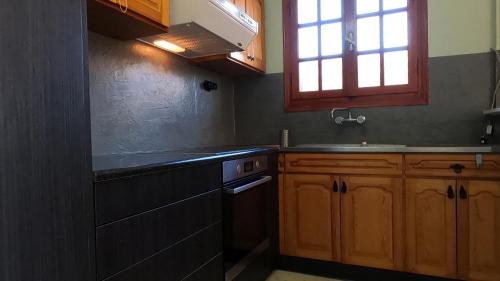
[
  {"left": 89, "top": 32, "right": 236, "bottom": 155},
  {"left": 234, "top": 0, "right": 500, "bottom": 146}
]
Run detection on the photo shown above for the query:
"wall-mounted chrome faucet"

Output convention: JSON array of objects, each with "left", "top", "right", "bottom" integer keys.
[{"left": 331, "top": 108, "right": 366, "bottom": 125}]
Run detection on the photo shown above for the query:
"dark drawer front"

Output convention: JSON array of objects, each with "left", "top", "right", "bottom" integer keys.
[
  {"left": 95, "top": 163, "right": 222, "bottom": 225},
  {"left": 183, "top": 254, "right": 223, "bottom": 281},
  {"left": 96, "top": 189, "right": 221, "bottom": 280},
  {"left": 103, "top": 222, "right": 222, "bottom": 281}
]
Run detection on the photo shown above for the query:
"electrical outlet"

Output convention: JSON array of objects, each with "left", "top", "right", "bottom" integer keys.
[{"left": 486, "top": 124, "right": 494, "bottom": 135}]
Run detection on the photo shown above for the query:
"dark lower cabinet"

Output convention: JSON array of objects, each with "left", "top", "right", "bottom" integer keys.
[
  {"left": 0, "top": 1, "right": 95, "bottom": 281},
  {"left": 103, "top": 223, "right": 222, "bottom": 281},
  {"left": 184, "top": 255, "right": 224, "bottom": 281},
  {"left": 94, "top": 164, "right": 223, "bottom": 281}
]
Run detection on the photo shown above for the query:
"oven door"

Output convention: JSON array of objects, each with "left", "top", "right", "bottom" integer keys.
[{"left": 223, "top": 174, "right": 272, "bottom": 281}]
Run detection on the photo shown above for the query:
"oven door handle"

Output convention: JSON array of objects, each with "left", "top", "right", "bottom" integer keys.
[{"left": 223, "top": 176, "right": 272, "bottom": 195}]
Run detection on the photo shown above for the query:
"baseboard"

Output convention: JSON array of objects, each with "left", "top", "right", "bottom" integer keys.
[{"left": 277, "top": 256, "right": 459, "bottom": 281}]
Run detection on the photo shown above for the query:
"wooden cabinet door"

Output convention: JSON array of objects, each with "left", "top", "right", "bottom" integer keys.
[
  {"left": 458, "top": 180, "right": 500, "bottom": 281},
  {"left": 230, "top": 0, "right": 265, "bottom": 72},
  {"left": 406, "top": 178, "right": 457, "bottom": 279},
  {"left": 340, "top": 176, "right": 403, "bottom": 270},
  {"left": 283, "top": 174, "right": 340, "bottom": 261},
  {"left": 127, "top": 0, "right": 169, "bottom": 26},
  {"left": 245, "top": 0, "right": 265, "bottom": 71}
]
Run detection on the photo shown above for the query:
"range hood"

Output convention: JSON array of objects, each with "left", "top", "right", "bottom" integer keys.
[{"left": 138, "top": 0, "right": 258, "bottom": 58}]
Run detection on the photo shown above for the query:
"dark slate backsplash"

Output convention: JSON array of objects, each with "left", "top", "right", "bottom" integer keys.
[
  {"left": 89, "top": 32, "right": 236, "bottom": 155},
  {"left": 234, "top": 53, "right": 499, "bottom": 146}
]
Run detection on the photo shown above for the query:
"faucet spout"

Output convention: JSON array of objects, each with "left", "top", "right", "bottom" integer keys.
[{"left": 330, "top": 108, "right": 366, "bottom": 126}]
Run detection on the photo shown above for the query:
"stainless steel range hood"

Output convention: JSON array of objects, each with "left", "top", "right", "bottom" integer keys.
[{"left": 138, "top": 0, "right": 258, "bottom": 59}]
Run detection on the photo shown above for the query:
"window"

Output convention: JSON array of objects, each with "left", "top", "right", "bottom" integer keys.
[{"left": 283, "top": 0, "right": 428, "bottom": 112}]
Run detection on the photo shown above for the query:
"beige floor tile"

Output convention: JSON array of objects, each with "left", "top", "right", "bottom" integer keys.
[{"left": 266, "top": 270, "right": 344, "bottom": 281}]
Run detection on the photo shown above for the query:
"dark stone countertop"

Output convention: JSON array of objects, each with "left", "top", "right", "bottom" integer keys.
[
  {"left": 93, "top": 146, "right": 278, "bottom": 181},
  {"left": 281, "top": 144, "right": 500, "bottom": 154}
]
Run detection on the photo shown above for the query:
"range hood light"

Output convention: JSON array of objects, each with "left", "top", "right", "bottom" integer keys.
[{"left": 153, "top": 40, "right": 186, "bottom": 53}]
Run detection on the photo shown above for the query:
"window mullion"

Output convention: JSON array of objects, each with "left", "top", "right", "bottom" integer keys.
[
  {"left": 317, "top": 0, "right": 322, "bottom": 92},
  {"left": 379, "top": 0, "right": 385, "bottom": 87},
  {"left": 343, "top": 0, "right": 357, "bottom": 96}
]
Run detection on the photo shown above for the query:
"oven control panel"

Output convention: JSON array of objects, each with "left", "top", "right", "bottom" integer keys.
[{"left": 223, "top": 155, "right": 268, "bottom": 183}]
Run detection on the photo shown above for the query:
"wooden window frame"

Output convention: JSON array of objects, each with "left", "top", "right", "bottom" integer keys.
[{"left": 283, "top": 0, "right": 429, "bottom": 112}]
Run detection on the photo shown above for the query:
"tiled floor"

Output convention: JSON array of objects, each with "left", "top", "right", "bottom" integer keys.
[{"left": 266, "top": 270, "right": 343, "bottom": 281}]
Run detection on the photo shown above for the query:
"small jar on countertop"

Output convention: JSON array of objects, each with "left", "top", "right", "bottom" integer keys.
[{"left": 281, "top": 129, "right": 289, "bottom": 148}]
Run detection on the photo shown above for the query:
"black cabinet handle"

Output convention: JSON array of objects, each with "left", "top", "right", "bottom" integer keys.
[
  {"left": 333, "top": 181, "right": 338, "bottom": 193},
  {"left": 341, "top": 182, "right": 347, "bottom": 194},
  {"left": 449, "top": 164, "right": 465, "bottom": 174},
  {"left": 447, "top": 186, "right": 455, "bottom": 199},
  {"left": 459, "top": 186, "right": 468, "bottom": 199}
]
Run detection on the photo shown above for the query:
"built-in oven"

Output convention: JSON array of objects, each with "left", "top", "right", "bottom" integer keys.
[{"left": 222, "top": 155, "right": 272, "bottom": 281}]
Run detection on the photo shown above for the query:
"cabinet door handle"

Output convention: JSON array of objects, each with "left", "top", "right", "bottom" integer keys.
[
  {"left": 341, "top": 182, "right": 347, "bottom": 194},
  {"left": 447, "top": 186, "right": 455, "bottom": 199},
  {"left": 459, "top": 186, "right": 468, "bottom": 199},
  {"left": 449, "top": 164, "right": 465, "bottom": 174},
  {"left": 332, "top": 181, "right": 338, "bottom": 193}
]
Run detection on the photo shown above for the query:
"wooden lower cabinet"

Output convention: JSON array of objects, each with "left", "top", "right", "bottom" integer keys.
[
  {"left": 282, "top": 174, "right": 403, "bottom": 268},
  {"left": 282, "top": 174, "right": 340, "bottom": 261},
  {"left": 458, "top": 180, "right": 500, "bottom": 281},
  {"left": 405, "top": 178, "right": 457, "bottom": 279},
  {"left": 341, "top": 176, "right": 404, "bottom": 270},
  {"left": 280, "top": 153, "right": 500, "bottom": 281}
]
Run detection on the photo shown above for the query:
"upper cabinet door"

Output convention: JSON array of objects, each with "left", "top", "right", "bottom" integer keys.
[
  {"left": 229, "top": 0, "right": 265, "bottom": 72},
  {"left": 230, "top": 0, "right": 249, "bottom": 63},
  {"left": 458, "top": 180, "right": 500, "bottom": 281},
  {"left": 406, "top": 178, "right": 457, "bottom": 279},
  {"left": 127, "top": 0, "right": 169, "bottom": 26},
  {"left": 246, "top": 0, "right": 265, "bottom": 71},
  {"left": 282, "top": 174, "right": 340, "bottom": 261},
  {"left": 340, "top": 176, "right": 403, "bottom": 271}
]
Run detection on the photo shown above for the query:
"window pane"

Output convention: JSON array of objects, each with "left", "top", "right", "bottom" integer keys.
[
  {"left": 356, "top": 0, "right": 379, "bottom": 15},
  {"left": 357, "top": 16, "right": 380, "bottom": 51},
  {"left": 322, "top": 59, "right": 343, "bottom": 90},
  {"left": 384, "top": 51, "right": 408, "bottom": 85},
  {"left": 383, "top": 12, "right": 408, "bottom": 48},
  {"left": 298, "top": 26, "right": 318, "bottom": 58},
  {"left": 358, "top": 54, "right": 380, "bottom": 87},
  {"left": 299, "top": 61, "right": 319, "bottom": 92},
  {"left": 298, "top": 0, "right": 318, "bottom": 24},
  {"left": 321, "top": 0, "right": 342, "bottom": 20},
  {"left": 383, "top": 0, "right": 407, "bottom": 10},
  {"left": 321, "top": 23, "right": 343, "bottom": 56}
]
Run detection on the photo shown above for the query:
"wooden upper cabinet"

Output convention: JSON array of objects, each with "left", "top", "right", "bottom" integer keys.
[
  {"left": 191, "top": 0, "right": 266, "bottom": 75},
  {"left": 282, "top": 174, "right": 340, "bottom": 262},
  {"left": 88, "top": 0, "right": 169, "bottom": 40},
  {"left": 228, "top": 0, "right": 249, "bottom": 64},
  {"left": 458, "top": 180, "right": 500, "bottom": 281},
  {"left": 126, "top": 0, "right": 169, "bottom": 26},
  {"left": 340, "top": 176, "right": 403, "bottom": 271},
  {"left": 245, "top": 0, "right": 265, "bottom": 71},
  {"left": 405, "top": 178, "right": 457, "bottom": 279}
]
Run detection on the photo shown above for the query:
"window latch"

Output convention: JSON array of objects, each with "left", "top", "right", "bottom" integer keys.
[{"left": 346, "top": 32, "right": 356, "bottom": 52}]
